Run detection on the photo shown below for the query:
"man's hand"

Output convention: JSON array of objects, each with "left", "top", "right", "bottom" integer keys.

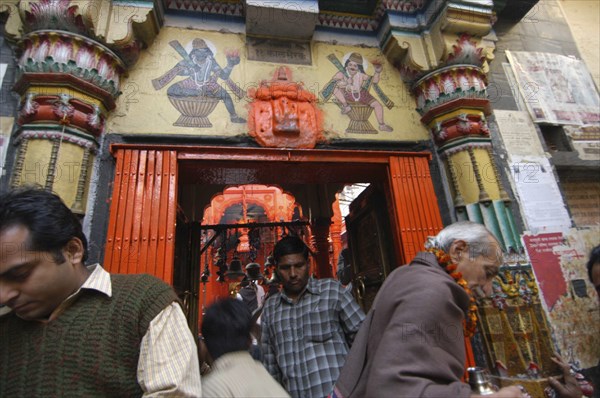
[
  {"left": 472, "top": 385, "right": 529, "bottom": 398},
  {"left": 546, "top": 355, "right": 582, "bottom": 398}
]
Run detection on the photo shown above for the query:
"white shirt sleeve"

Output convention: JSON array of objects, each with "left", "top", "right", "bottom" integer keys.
[
  {"left": 256, "top": 284, "right": 265, "bottom": 307},
  {"left": 137, "top": 302, "right": 202, "bottom": 397}
]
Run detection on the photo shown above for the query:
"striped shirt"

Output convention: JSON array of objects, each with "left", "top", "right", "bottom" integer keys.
[
  {"left": 261, "top": 278, "right": 365, "bottom": 398},
  {"left": 28, "top": 265, "right": 202, "bottom": 397}
]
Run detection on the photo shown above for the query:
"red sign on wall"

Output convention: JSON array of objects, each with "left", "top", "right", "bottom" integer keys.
[{"left": 523, "top": 232, "right": 567, "bottom": 309}]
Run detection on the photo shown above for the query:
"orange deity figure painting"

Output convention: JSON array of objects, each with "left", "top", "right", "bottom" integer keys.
[
  {"left": 248, "top": 67, "right": 323, "bottom": 149},
  {"left": 321, "top": 52, "right": 394, "bottom": 134},
  {"left": 152, "top": 38, "right": 246, "bottom": 128}
]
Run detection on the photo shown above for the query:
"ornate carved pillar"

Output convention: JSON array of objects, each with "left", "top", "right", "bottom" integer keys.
[
  {"left": 2, "top": 0, "right": 162, "bottom": 214},
  {"left": 381, "top": 2, "right": 521, "bottom": 253}
]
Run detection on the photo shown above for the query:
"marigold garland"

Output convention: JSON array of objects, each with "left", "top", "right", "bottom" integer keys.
[{"left": 425, "top": 247, "right": 478, "bottom": 338}]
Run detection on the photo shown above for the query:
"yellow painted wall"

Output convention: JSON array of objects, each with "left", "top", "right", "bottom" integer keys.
[
  {"left": 53, "top": 142, "right": 86, "bottom": 208},
  {"left": 448, "top": 148, "right": 502, "bottom": 204},
  {"left": 108, "top": 27, "right": 428, "bottom": 142},
  {"left": 21, "top": 139, "right": 52, "bottom": 187},
  {"left": 474, "top": 147, "right": 501, "bottom": 201},
  {"left": 19, "top": 139, "right": 89, "bottom": 209}
]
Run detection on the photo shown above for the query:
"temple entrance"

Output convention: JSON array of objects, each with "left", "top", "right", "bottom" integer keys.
[
  {"left": 103, "top": 145, "right": 444, "bottom": 334},
  {"left": 345, "top": 184, "right": 396, "bottom": 310}
]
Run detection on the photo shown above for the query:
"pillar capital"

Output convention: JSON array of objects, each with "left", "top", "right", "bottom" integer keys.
[
  {"left": 3, "top": 0, "right": 163, "bottom": 68},
  {"left": 380, "top": 1, "right": 496, "bottom": 85}
]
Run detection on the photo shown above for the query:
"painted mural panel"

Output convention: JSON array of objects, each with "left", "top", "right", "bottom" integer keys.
[
  {"left": 320, "top": 52, "right": 393, "bottom": 134},
  {"left": 152, "top": 39, "right": 246, "bottom": 128},
  {"left": 107, "top": 27, "right": 428, "bottom": 142}
]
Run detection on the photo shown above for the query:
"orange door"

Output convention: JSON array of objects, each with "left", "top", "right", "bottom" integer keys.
[
  {"left": 388, "top": 155, "right": 444, "bottom": 262},
  {"left": 103, "top": 149, "right": 178, "bottom": 284}
]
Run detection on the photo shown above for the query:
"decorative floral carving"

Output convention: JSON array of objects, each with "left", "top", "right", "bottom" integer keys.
[
  {"left": 52, "top": 93, "right": 75, "bottom": 123},
  {"left": 24, "top": 0, "right": 90, "bottom": 36},
  {"left": 86, "top": 104, "right": 104, "bottom": 132},
  {"left": 429, "top": 113, "right": 491, "bottom": 146},
  {"left": 17, "top": 31, "right": 124, "bottom": 98},
  {"left": 19, "top": 93, "right": 39, "bottom": 120},
  {"left": 414, "top": 65, "right": 488, "bottom": 115},
  {"left": 446, "top": 34, "right": 485, "bottom": 67},
  {"left": 15, "top": 130, "right": 98, "bottom": 152},
  {"left": 382, "top": 0, "right": 427, "bottom": 13}
]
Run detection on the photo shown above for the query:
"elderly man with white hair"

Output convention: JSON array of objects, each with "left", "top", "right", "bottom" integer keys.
[{"left": 333, "top": 221, "right": 527, "bottom": 398}]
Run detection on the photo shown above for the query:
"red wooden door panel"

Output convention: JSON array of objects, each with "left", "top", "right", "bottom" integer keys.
[{"left": 104, "top": 149, "right": 178, "bottom": 284}]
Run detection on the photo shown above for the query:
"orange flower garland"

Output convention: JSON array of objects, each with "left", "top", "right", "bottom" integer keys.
[{"left": 425, "top": 247, "right": 478, "bottom": 338}]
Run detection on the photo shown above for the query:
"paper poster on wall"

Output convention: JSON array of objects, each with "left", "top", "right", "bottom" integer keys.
[
  {"left": 494, "top": 110, "right": 546, "bottom": 157},
  {"left": 506, "top": 51, "right": 600, "bottom": 125},
  {"left": 509, "top": 156, "right": 572, "bottom": 233},
  {"left": 0, "top": 117, "right": 13, "bottom": 178}
]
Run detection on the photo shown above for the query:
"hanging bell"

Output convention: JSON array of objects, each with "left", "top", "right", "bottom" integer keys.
[
  {"left": 216, "top": 258, "right": 227, "bottom": 283},
  {"left": 201, "top": 270, "right": 210, "bottom": 283},
  {"left": 245, "top": 262, "right": 263, "bottom": 281},
  {"left": 226, "top": 256, "right": 246, "bottom": 282}
]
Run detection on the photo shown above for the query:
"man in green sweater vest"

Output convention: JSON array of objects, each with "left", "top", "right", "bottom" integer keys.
[{"left": 0, "top": 187, "right": 202, "bottom": 397}]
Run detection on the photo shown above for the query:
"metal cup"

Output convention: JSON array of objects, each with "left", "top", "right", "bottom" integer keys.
[{"left": 468, "top": 367, "right": 497, "bottom": 395}]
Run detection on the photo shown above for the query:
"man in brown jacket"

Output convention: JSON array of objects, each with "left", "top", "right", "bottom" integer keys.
[{"left": 333, "top": 221, "right": 525, "bottom": 398}]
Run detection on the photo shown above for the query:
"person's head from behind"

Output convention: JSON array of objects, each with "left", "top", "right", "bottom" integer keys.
[
  {"left": 426, "top": 221, "right": 502, "bottom": 297},
  {"left": 0, "top": 187, "right": 89, "bottom": 320},
  {"left": 586, "top": 244, "right": 600, "bottom": 302},
  {"left": 201, "top": 298, "right": 252, "bottom": 361},
  {"left": 273, "top": 235, "right": 310, "bottom": 300}
]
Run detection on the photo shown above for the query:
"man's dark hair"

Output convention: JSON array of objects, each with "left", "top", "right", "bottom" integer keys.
[
  {"left": 273, "top": 235, "right": 309, "bottom": 264},
  {"left": 586, "top": 244, "right": 600, "bottom": 282},
  {"left": 0, "top": 187, "right": 88, "bottom": 263},
  {"left": 201, "top": 298, "right": 252, "bottom": 361}
]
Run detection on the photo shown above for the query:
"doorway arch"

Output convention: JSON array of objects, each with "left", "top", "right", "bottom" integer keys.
[{"left": 104, "top": 144, "right": 444, "bottom": 283}]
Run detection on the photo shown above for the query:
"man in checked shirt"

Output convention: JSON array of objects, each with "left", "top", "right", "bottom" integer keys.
[{"left": 260, "top": 235, "right": 365, "bottom": 398}]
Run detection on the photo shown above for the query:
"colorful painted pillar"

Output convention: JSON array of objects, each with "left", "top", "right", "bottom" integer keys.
[
  {"left": 3, "top": 0, "right": 160, "bottom": 214},
  {"left": 414, "top": 58, "right": 521, "bottom": 253},
  {"left": 381, "top": 2, "right": 522, "bottom": 253}
]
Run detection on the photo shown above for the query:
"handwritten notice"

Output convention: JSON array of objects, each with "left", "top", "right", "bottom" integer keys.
[
  {"left": 494, "top": 110, "right": 545, "bottom": 157},
  {"left": 510, "top": 157, "right": 572, "bottom": 232},
  {"left": 523, "top": 233, "right": 567, "bottom": 309}
]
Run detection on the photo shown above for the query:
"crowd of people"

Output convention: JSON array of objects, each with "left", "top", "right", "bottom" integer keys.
[{"left": 0, "top": 187, "right": 597, "bottom": 397}]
